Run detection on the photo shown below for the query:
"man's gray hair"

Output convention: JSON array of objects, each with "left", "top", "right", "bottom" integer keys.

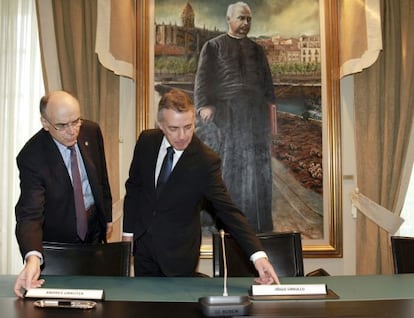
[{"left": 226, "top": 1, "right": 251, "bottom": 18}]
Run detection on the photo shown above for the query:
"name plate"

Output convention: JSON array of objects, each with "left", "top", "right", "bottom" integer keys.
[
  {"left": 25, "top": 288, "right": 105, "bottom": 300},
  {"left": 251, "top": 284, "right": 327, "bottom": 296}
]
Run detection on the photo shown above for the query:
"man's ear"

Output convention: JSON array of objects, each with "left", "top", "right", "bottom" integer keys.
[
  {"left": 40, "top": 116, "right": 49, "bottom": 131},
  {"left": 158, "top": 122, "right": 165, "bottom": 134}
]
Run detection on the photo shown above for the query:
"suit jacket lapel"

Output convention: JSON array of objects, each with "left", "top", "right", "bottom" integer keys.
[
  {"left": 42, "top": 131, "right": 72, "bottom": 188},
  {"left": 151, "top": 131, "right": 165, "bottom": 192}
]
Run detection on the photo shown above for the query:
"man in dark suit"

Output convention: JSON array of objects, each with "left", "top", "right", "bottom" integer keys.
[
  {"left": 14, "top": 90, "right": 112, "bottom": 297},
  {"left": 123, "top": 88, "right": 279, "bottom": 284}
]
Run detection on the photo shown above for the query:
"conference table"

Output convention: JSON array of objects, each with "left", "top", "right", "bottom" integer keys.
[{"left": 1, "top": 274, "right": 414, "bottom": 317}]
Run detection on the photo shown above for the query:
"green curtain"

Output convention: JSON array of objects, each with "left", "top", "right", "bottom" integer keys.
[{"left": 354, "top": 0, "right": 414, "bottom": 274}]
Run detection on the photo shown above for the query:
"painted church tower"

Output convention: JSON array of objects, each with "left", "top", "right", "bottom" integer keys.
[{"left": 181, "top": 1, "right": 195, "bottom": 28}]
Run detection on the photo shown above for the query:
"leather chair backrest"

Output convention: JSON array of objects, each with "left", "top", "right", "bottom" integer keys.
[
  {"left": 391, "top": 236, "right": 414, "bottom": 274},
  {"left": 213, "top": 231, "right": 304, "bottom": 277},
  {"left": 41, "top": 241, "right": 131, "bottom": 276}
]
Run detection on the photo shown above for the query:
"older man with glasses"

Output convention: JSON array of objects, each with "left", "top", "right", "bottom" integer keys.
[{"left": 13, "top": 90, "right": 112, "bottom": 297}]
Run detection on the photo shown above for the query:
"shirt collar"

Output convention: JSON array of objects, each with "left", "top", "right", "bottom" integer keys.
[{"left": 161, "top": 137, "right": 184, "bottom": 157}]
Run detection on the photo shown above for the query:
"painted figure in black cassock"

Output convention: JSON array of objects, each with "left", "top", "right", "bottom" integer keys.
[{"left": 194, "top": 1, "right": 276, "bottom": 232}]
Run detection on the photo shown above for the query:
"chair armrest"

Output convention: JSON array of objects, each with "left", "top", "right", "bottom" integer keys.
[{"left": 305, "top": 268, "right": 330, "bottom": 276}]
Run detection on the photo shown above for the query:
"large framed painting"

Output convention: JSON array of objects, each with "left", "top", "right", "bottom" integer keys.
[{"left": 135, "top": 0, "right": 342, "bottom": 258}]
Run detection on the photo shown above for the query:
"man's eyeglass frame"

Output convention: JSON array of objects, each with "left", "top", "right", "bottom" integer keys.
[{"left": 43, "top": 116, "right": 82, "bottom": 131}]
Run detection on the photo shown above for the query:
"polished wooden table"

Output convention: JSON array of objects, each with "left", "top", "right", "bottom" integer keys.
[
  {"left": 1, "top": 274, "right": 414, "bottom": 317},
  {"left": 2, "top": 297, "right": 414, "bottom": 318}
]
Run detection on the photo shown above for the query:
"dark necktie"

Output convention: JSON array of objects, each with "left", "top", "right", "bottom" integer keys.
[
  {"left": 69, "top": 145, "right": 87, "bottom": 241},
  {"left": 157, "top": 146, "right": 175, "bottom": 190}
]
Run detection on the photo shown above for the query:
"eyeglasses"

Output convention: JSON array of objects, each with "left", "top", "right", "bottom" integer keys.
[{"left": 43, "top": 116, "right": 82, "bottom": 131}]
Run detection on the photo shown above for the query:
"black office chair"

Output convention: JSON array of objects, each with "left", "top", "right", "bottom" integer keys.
[
  {"left": 41, "top": 241, "right": 132, "bottom": 276},
  {"left": 213, "top": 231, "right": 304, "bottom": 277},
  {"left": 391, "top": 236, "right": 414, "bottom": 274}
]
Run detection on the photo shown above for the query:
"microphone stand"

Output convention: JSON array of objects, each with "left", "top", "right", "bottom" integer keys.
[{"left": 220, "top": 230, "right": 228, "bottom": 297}]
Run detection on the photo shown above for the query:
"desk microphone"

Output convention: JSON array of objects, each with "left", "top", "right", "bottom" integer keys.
[{"left": 198, "top": 230, "right": 251, "bottom": 317}]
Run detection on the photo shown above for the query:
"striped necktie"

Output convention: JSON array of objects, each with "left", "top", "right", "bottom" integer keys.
[{"left": 68, "top": 145, "right": 87, "bottom": 240}]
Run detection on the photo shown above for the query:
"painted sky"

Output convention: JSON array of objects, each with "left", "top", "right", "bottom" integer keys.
[{"left": 155, "top": 0, "right": 320, "bottom": 38}]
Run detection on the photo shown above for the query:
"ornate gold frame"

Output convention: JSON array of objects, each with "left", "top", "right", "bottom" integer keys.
[{"left": 135, "top": 0, "right": 342, "bottom": 258}]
